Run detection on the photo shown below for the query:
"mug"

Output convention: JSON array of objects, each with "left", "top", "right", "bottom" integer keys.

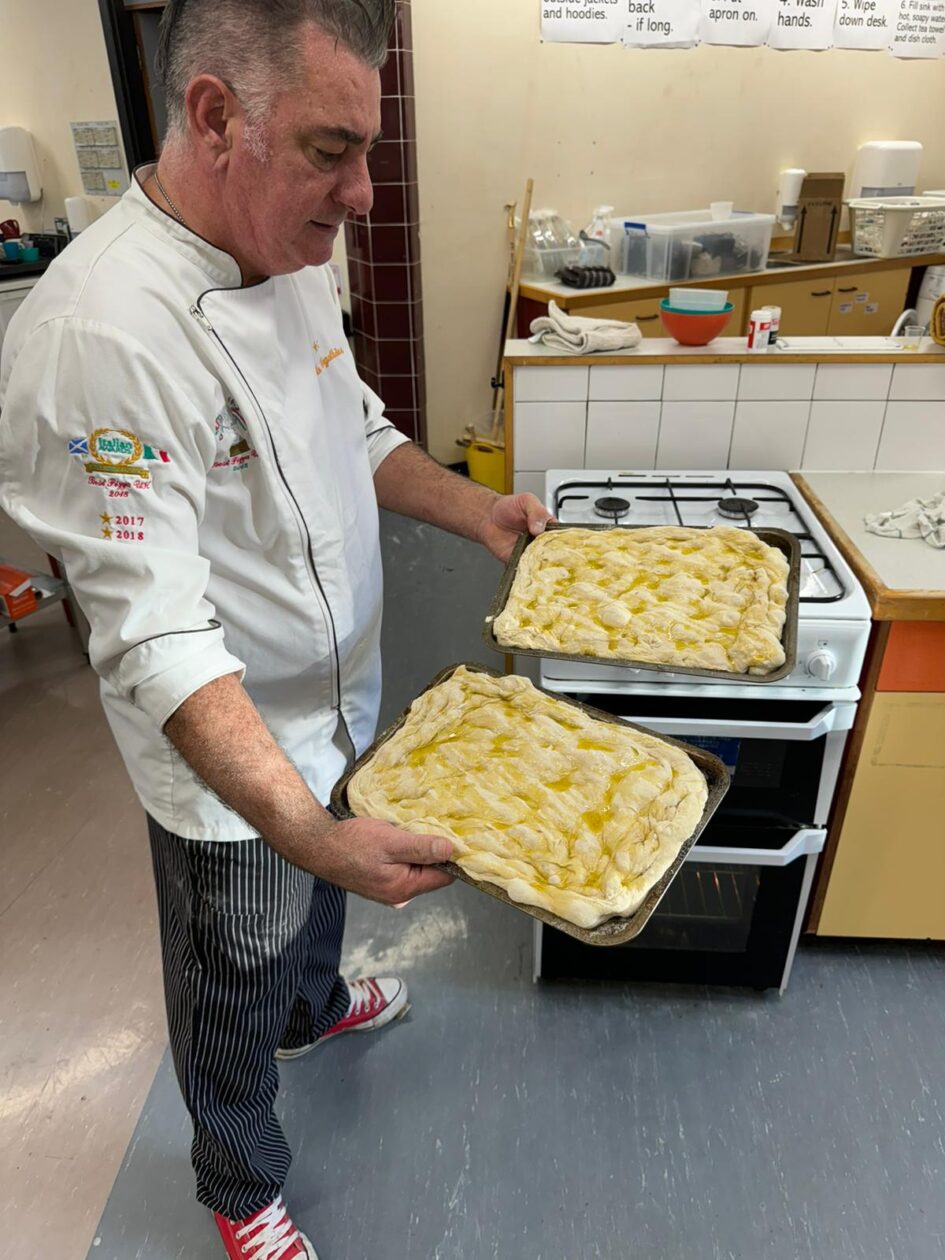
[{"left": 2, "top": 240, "right": 21, "bottom": 261}]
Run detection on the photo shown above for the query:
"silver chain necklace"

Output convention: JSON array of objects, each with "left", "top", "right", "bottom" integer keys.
[{"left": 153, "top": 169, "right": 186, "bottom": 226}]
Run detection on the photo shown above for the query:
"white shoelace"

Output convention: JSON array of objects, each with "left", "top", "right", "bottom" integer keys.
[
  {"left": 236, "top": 1197, "right": 302, "bottom": 1260},
  {"left": 348, "top": 977, "right": 383, "bottom": 1017}
]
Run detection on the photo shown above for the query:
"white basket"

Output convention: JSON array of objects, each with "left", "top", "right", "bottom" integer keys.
[{"left": 848, "top": 196, "right": 945, "bottom": 259}]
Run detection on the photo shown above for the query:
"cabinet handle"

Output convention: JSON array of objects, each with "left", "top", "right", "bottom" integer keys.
[
  {"left": 811, "top": 290, "right": 832, "bottom": 298},
  {"left": 837, "top": 286, "right": 858, "bottom": 293},
  {"left": 636, "top": 314, "right": 659, "bottom": 322}
]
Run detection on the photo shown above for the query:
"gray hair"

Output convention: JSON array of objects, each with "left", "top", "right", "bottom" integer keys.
[{"left": 156, "top": 0, "right": 395, "bottom": 148}]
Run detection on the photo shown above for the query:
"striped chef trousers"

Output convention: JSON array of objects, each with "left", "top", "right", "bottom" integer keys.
[{"left": 147, "top": 814, "right": 350, "bottom": 1220}]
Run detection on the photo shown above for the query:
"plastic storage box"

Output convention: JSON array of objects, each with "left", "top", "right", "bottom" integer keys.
[
  {"left": 612, "top": 209, "right": 776, "bottom": 281},
  {"left": 848, "top": 196, "right": 945, "bottom": 259}
]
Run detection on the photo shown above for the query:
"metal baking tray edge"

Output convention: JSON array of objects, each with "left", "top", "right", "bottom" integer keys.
[
  {"left": 483, "top": 523, "right": 801, "bottom": 685},
  {"left": 330, "top": 662, "right": 731, "bottom": 948}
]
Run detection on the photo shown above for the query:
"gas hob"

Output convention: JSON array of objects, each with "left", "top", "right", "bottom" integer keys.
[{"left": 539, "top": 470, "right": 871, "bottom": 696}]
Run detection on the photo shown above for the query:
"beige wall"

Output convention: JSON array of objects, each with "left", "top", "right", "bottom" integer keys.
[
  {"left": 0, "top": 0, "right": 120, "bottom": 234},
  {"left": 3, "top": 2, "right": 945, "bottom": 466},
  {"left": 413, "top": 3, "right": 945, "bottom": 462}
]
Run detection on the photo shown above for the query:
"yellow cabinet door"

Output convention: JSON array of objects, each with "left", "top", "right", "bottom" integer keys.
[
  {"left": 817, "top": 691, "right": 945, "bottom": 939},
  {"left": 579, "top": 296, "right": 666, "bottom": 337},
  {"left": 827, "top": 268, "right": 911, "bottom": 336},
  {"left": 748, "top": 277, "right": 836, "bottom": 336}
]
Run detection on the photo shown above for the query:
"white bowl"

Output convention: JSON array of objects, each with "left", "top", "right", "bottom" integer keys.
[{"left": 668, "top": 287, "right": 729, "bottom": 311}]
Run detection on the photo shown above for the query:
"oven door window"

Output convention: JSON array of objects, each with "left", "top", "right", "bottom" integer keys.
[{"left": 577, "top": 694, "right": 832, "bottom": 828}]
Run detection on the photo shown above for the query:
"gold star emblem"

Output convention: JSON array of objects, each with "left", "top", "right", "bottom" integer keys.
[
  {"left": 100, "top": 512, "right": 113, "bottom": 525},
  {"left": 101, "top": 526, "right": 113, "bottom": 540}
]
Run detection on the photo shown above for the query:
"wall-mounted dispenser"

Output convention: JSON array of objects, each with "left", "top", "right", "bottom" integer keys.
[{"left": 0, "top": 127, "right": 43, "bottom": 204}]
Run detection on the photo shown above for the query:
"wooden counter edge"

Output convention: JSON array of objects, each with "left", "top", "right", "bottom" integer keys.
[
  {"left": 520, "top": 251, "right": 945, "bottom": 310},
  {"left": 793, "top": 474, "right": 945, "bottom": 621},
  {"left": 504, "top": 351, "right": 945, "bottom": 367}
]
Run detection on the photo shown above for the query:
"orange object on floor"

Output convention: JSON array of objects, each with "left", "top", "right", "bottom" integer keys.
[
  {"left": 877, "top": 621, "right": 945, "bottom": 692},
  {"left": 0, "top": 564, "right": 37, "bottom": 620}
]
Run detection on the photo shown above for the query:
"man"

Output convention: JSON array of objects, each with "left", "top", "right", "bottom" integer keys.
[{"left": 0, "top": 2, "right": 551, "bottom": 1256}]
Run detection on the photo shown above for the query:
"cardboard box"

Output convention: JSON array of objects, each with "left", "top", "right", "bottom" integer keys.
[
  {"left": 790, "top": 173, "right": 845, "bottom": 263},
  {"left": 0, "top": 564, "right": 38, "bottom": 620}
]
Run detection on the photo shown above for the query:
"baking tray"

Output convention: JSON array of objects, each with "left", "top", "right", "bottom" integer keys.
[
  {"left": 483, "top": 522, "right": 801, "bottom": 685},
  {"left": 330, "top": 662, "right": 731, "bottom": 947}
]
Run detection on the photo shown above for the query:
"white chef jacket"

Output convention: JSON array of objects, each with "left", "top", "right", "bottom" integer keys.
[{"left": 0, "top": 167, "right": 409, "bottom": 840}]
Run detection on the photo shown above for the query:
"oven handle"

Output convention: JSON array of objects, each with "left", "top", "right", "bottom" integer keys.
[
  {"left": 624, "top": 703, "right": 857, "bottom": 742},
  {"left": 687, "top": 828, "right": 826, "bottom": 868}
]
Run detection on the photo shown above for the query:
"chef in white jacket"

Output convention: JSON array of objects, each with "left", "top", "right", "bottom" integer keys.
[{"left": 0, "top": 3, "right": 552, "bottom": 1257}]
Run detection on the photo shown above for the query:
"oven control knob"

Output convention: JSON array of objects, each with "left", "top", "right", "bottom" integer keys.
[{"left": 806, "top": 650, "right": 837, "bottom": 681}]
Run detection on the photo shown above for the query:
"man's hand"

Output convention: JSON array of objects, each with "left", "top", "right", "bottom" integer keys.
[
  {"left": 476, "top": 493, "right": 557, "bottom": 563},
  {"left": 313, "top": 816, "right": 455, "bottom": 905}
]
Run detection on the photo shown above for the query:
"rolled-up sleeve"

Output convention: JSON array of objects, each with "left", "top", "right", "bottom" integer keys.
[{"left": 0, "top": 317, "right": 245, "bottom": 726}]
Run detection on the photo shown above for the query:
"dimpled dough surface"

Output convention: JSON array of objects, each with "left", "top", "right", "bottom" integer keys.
[
  {"left": 347, "top": 668, "right": 708, "bottom": 929},
  {"left": 493, "top": 526, "right": 790, "bottom": 676}
]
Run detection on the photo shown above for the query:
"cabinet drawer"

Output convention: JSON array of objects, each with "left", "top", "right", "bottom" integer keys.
[
  {"left": 749, "top": 277, "right": 836, "bottom": 337},
  {"left": 828, "top": 268, "right": 910, "bottom": 336},
  {"left": 579, "top": 297, "right": 665, "bottom": 337}
]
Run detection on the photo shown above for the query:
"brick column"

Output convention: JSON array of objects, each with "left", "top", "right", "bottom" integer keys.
[{"left": 345, "top": 1, "right": 425, "bottom": 446}]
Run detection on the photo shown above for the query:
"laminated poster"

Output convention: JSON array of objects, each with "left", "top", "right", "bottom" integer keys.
[
  {"left": 700, "top": 0, "right": 776, "bottom": 44},
  {"left": 540, "top": 0, "right": 624, "bottom": 41},
  {"left": 767, "top": 0, "right": 838, "bottom": 49},
  {"left": 834, "top": 0, "right": 898, "bottom": 47},
  {"left": 889, "top": 0, "right": 945, "bottom": 56},
  {"left": 623, "top": 0, "right": 702, "bottom": 45}
]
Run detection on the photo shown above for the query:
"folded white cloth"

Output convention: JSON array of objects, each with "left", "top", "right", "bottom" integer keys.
[
  {"left": 864, "top": 489, "right": 945, "bottom": 549},
  {"left": 529, "top": 300, "right": 642, "bottom": 355}
]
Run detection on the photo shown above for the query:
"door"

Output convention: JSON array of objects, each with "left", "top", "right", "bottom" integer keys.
[
  {"left": 818, "top": 690, "right": 945, "bottom": 939},
  {"left": 827, "top": 268, "right": 911, "bottom": 336},
  {"left": 748, "top": 277, "right": 836, "bottom": 336}
]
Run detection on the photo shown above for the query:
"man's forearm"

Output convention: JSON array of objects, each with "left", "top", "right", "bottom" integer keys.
[
  {"left": 164, "top": 672, "right": 332, "bottom": 868},
  {"left": 374, "top": 440, "right": 498, "bottom": 544}
]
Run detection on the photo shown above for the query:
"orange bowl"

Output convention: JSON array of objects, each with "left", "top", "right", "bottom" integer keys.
[{"left": 659, "top": 301, "right": 734, "bottom": 346}]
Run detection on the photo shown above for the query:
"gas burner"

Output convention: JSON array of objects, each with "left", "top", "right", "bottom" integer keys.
[
  {"left": 594, "top": 495, "right": 631, "bottom": 521},
  {"left": 717, "top": 496, "right": 760, "bottom": 520}
]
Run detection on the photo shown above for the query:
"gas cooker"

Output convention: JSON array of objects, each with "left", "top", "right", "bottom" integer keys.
[{"left": 539, "top": 470, "right": 871, "bottom": 696}]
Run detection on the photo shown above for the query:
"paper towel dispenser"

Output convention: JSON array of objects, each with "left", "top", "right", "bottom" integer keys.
[{"left": 0, "top": 127, "right": 42, "bottom": 204}]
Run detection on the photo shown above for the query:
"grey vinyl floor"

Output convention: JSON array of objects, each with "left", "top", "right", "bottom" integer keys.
[{"left": 86, "top": 513, "right": 945, "bottom": 1260}]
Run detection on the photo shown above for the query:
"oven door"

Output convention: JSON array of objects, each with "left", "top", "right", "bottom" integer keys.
[
  {"left": 575, "top": 694, "right": 857, "bottom": 828},
  {"left": 535, "top": 827, "right": 825, "bottom": 993}
]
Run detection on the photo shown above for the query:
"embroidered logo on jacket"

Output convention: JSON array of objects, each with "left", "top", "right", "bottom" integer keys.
[
  {"left": 212, "top": 397, "right": 258, "bottom": 471},
  {"left": 313, "top": 341, "right": 345, "bottom": 377},
  {"left": 70, "top": 427, "right": 172, "bottom": 497}
]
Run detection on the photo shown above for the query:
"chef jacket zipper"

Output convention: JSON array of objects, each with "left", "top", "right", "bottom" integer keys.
[{"left": 189, "top": 297, "right": 345, "bottom": 717}]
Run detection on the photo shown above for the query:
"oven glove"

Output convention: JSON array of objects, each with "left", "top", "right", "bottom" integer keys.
[
  {"left": 864, "top": 489, "right": 945, "bottom": 549},
  {"left": 529, "top": 299, "right": 642, "bottom": 355}
]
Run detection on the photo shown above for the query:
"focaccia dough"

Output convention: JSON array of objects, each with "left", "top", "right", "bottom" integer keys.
[
  {"left": 347, "top": 667, "right": 708, "bottom": 929},
  {"left": 493, "top": 525, "right": 790, "bottom": 676}
]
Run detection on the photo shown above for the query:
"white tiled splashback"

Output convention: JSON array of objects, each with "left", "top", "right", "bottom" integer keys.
[{"left": 511, "top": 361, "right": 945, "bottom": 481}]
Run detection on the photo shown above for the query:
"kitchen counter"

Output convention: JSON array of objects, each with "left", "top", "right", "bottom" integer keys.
[
  {"left": 795, "top": 470, "right": 945, "bottom": 942},
  {"left": 519, "top": 248, "right": 945, "bottom": 309},
  {"left": 505, "top": 336, "right": 945, "bottom": 366},
  {"left": 794, "top": 472, "right": 945, "bottom": 620}
]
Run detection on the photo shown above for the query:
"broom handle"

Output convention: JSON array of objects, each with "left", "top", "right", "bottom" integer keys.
[{"left": 490, "top": 177, "right": 534, "bottom": 442}]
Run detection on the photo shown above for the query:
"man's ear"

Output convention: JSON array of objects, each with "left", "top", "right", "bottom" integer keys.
[{"left": 185, "top": 74, "right": 239, "bottom": 161}]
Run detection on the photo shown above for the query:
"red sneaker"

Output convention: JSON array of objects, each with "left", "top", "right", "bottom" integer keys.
[
  {"left": 213, "top": 1196, "right": 318, "bottom": 1259},
  {"left": 276, "top": 976, "right": 409, "bottom": 1061}
]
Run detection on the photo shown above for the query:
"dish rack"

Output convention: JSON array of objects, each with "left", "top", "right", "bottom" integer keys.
[{"left": 848, "top": 196, "right": 945, "bottom": 259}]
